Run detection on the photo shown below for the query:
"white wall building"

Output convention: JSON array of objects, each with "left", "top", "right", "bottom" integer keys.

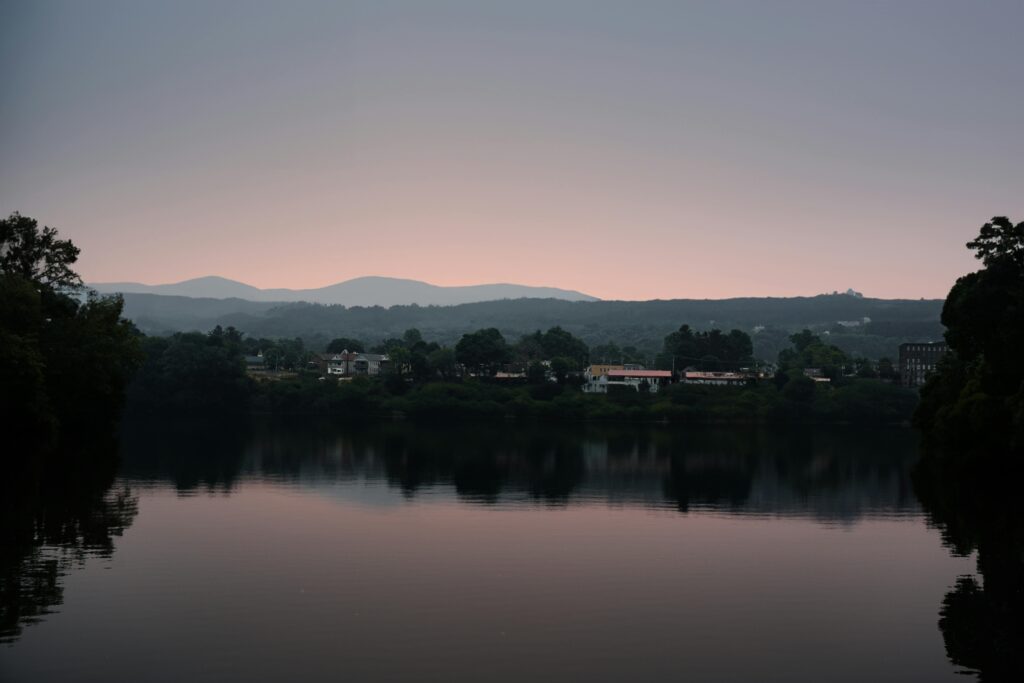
[{"left": 583, "top": 368, "right": 672, "bottom": 393}]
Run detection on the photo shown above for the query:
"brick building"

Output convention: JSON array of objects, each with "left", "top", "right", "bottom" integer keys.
[{"left": 899, "top": 342, "right": 947, "bottom": 387}]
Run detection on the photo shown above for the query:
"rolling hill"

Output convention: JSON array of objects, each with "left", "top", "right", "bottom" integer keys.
[
  {"left": 90, "top": 275, "right": 599, "bottom": 307},
  {"left": 110, "top": 291, "right": 945, "bottom": 362}
]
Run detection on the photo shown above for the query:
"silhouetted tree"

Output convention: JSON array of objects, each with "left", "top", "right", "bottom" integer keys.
[
  {"left": 915, "top": 216, "right": 1024, "bottom": 457},
  {"left": 0, "top": 213, "right": 141, "bottom": 456},
  {"left": 326, "top": 337, "right": 365, "bottom": 353},
  {"left": 0, "top": 212, "right": 82, "bottom": 290},
  {"left": 661, "top": 325, "right": 753, "bottom": 371},
  {"left": 455, "top": 328, "right": 511, "bottom": 376}
]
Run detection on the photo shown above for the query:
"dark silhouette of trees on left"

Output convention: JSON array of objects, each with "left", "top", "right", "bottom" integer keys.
[
  {"left": 0, "top": 212, "right": 142, "bottom": 459},
  {"left": 0, "top": 454, "right": 138, "bottom": 644}
]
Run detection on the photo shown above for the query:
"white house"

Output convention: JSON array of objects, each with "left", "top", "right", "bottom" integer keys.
[
  {"left": 583, "top": 368, "right": 672, "bottom": 393},
  {"left": 681, "top": 371, "right": 751, "bottom": 386},
  {"left": 318, "top": 351, "right": 390, "bottom": 377}
]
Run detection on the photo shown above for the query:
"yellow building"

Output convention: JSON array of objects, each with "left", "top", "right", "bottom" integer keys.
[{"left": 586, "top": 364, "right": 625, "bottom": 378}]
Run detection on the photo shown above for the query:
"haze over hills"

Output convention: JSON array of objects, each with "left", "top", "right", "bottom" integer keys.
[
  {"left": 90, "top": 275, "right": 599, "bottom": 307},
  {"left": 112, "top": 290, "right": 945, "bottom": 362}
]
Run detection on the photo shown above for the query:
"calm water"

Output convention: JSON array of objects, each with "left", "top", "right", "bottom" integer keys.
[{"left": 0, "top": 421, "right": 995, "bottom": 681}]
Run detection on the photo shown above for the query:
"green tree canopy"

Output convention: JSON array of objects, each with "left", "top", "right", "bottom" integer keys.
[
  {"left": 916, "top": 216, "right": 1024, "bottom": 456},
  {"left": 326, "top": 337, "right": 365, "bottom": 353},
  {"left": 661, "top": 325, "right": 753, "bottom": 371},
  {"left": 0, "top": 214, "right": 141, "bottom": 457},
  {"left": 514, "top": 327, "right": 589, "bottom": 369},
  {"left": 0, "top": 212, "right": 82, "bottom": 291},
  {"left": 776, "top": 329, "right": 851, "bottom": 381},
  {"left": 455, "top": 328, "right": 511, "bottom": 376},
  {"left": 965, "top": 216, "right": 1024, "bottom": 269}
]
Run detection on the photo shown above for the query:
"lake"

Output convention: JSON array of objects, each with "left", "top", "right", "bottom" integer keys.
[{"left": 0, "top": 420, "right": 990, "bottom": 681}]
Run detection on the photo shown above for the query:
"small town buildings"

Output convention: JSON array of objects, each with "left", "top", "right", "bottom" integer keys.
[
  {"left": 899, "top": 342, "right": 947, "bottom": 387},
  {"left": 244, "top": 351, "right": 265, "bottom": 371},
  {"left": 583, "top": 367, "right": 672, "bottom": 393},
  {"left": 681, "top": 371, "right": 752, "bottom": 386},
  {"left": 314, "top": 350, "right": 390, "bottom": 377},
  {"left": 802, "top": 368, "right": 831, "bottom": 383},
  {"left": 493, "top": 371, "right": 528, "bottom": 380},
  {"left": 587, "top": 364, "right": 625, "bottom": 379},
  {"left": 353, "top": 353, "right": 389, "bottom": 376}
]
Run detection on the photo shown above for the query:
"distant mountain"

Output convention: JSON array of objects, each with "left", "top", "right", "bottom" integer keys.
[
  {"left": 90, "top": 275, "right": 599, "bottom": 307},
  {"left": 113, "top": 291, "right": 945, "bottom": 361}
]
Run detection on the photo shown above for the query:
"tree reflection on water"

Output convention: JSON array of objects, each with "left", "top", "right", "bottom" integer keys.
[
  {"left": 2, "top": 418, "right": 967, "bottom": 652},
  {"left": 0, "top": 448, "right": 138, "bottom": 644},
  {"left": 914, "top": 458, "right": 1024, "bottom": 681}
]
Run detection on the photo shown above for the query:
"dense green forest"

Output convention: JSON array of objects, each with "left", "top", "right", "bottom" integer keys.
[
  {"left": 122, "top": 316, "right": 916, "bottom": 425},
  {"left": 915, "top": 216, "right": 1024, "bottom": 459},
  {"left": 117, "top": 290, "right": 943, "bottom": 363},
  {"left": 0, "top": 211, "right": 923, "bottom": 439},
  {"left": 0, "top": 213, "right": 141, "bottom": 460},
  {"left": 908, "top": 218, "right": 1024, "bottom": 677}
]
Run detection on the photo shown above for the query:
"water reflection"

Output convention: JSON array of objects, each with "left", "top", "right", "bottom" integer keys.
[
  {"left": 0, "top": 452, "right": 138, "bottom": 644},
  {"left": 915, "top": 460, "right": 1024, "bottom": 681},
  {"left": 118, "top": 419, "right": 922, "bottom": 521},
  {"left": 2, "top": 421, "right": 991, "bottom": 681}
]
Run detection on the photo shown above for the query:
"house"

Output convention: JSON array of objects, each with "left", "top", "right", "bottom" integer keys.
[
  {"left": 899, "top": 342, "right": 947, "bottom": 387},
  {"left": 314, "top": 351, "right": 358, "bottom": 376},
  {"left": 681, "top": 371, "right": 752, "bottom": 386},
  {"left": 802, "top": 368, "right": 831, "bottom": 383},
  {"left": 583, "top": 368, "right": 672, "bottom": 393},
  {"left": 353, "top": 353, "right": 389, "bottom": 376},
  {"left": 244, "top": 352, "right": 265, "bottom": 372},
  {"left": 314, "top": 350, "right": 391, "bottom": 377},
  {"left": 586, "top": 364, "right": 625, "bottom": 379}
]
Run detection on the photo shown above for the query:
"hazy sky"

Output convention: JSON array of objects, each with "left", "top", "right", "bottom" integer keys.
[{"left": 2, "top": 1, "right": 1022, "bottom": 300}]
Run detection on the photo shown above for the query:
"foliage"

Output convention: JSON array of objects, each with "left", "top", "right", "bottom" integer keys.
[
  {"left": 0, "top": 212, "right": 82, "bottom": 291},
  {"left": 454, "top": 328, "right": 511, "bottom": 376},
  {"left": 326, "top": 337, "right": 365, "bottom": 353},
  {"left": 126, "top": 329, "right": 251, "bottom": 415},
  {"left": 915, "top": 216, "right": 1024, "bottom": 457},
  {"left": 119, "top": 290, "right": 944, "bottom": 364},
  {"left": 0, "top": 214, "right": 141, "bottom": 457},
  {"left": 514, "top": 327, "right": 590, "bottom": 369},
  {"left": 777, "top": 329, "right": 852, "bottom": 381},
  {"left": 659, "top": 325, "right": 753, "bottom": 371}
]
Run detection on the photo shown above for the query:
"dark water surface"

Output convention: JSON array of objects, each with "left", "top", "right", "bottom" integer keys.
[{"left": 0, "top": 421, "right": 990, "bottom": 681}]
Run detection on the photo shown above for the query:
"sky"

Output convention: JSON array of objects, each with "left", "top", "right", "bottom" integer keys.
[{"left": 1, "top": 0, "right": 1022, "bottom": 300}]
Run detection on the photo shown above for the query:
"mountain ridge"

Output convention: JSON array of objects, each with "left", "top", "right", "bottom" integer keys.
[
  {"left": 90, "top": 275, "right": 599, "bottom": 307},
  {"left": 112, "top": 291, "right": 945, "bottom": 362}
]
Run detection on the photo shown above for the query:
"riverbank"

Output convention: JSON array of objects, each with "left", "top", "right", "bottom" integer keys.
[{"left": 131, "top": 374, "right": 918, "bottom": 425}]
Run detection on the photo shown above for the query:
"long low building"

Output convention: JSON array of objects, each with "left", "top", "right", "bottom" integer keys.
[
  {"left": 583, "top": 368, "right": 673, "bottom": 393},
  {"left": 314, "top": 351, "right": 391, "bottom": 377},
  {"left": 681, "top": 371, "right": 753, "bottom": 386}
]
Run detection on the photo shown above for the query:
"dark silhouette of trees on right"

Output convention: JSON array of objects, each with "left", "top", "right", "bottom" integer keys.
[
  {"left": 914, "top": 462, "right": 1024, "bottom": 681},
  {"left": 912, "top": 216, "right": 1024, "bottom": 679},
  {"left": 914, "top": 216, "right": 1024, "bottom": 458}
]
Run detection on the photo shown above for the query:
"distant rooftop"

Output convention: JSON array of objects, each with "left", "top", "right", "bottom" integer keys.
[{"left": 607, "top": 370, "right": 672, "bottom": 379}]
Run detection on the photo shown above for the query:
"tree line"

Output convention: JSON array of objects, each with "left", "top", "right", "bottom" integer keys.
[{"left": 0, "top": 211, "right": 929, "bottom": 443}]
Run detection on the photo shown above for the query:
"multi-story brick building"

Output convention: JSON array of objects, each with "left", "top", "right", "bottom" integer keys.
[{"left": 899, "top": 342, "right": 947, "bottom": 387}]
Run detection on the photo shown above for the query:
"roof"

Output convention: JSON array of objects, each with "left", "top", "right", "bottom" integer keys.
[
  {"left": 684, "top": 371, "right": 747, "bottom": 380},
  {"left": 322, "top": 352, "right": 357, "bottom": 361},
  {"left": 607, "top": 370, "right": 672, "bottom": 379}
]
